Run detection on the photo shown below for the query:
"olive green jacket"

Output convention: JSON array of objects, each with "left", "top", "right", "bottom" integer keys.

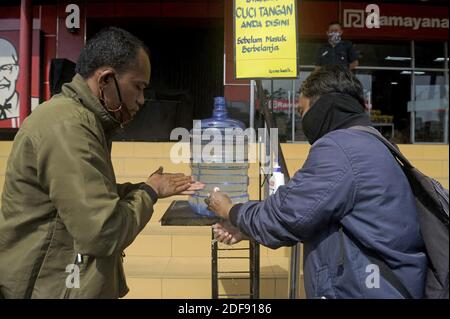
[{"left": 0, "top": 74, "right": 155, "bottom": 299}]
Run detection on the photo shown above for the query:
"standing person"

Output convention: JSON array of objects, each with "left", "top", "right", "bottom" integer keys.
[
  {"left": 206, "top": 65, "right": 427, "bottom": 299},
  {"left": 0, "top": 27, "right": 203, "bottom": 299},
  {"left": 316, "top": 21, "right": 359, "bottom": 71}
]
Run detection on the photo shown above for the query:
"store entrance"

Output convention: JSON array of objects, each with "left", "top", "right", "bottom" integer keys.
[{"left": 87, "top": 18, "right": 224, "bottom": 141}]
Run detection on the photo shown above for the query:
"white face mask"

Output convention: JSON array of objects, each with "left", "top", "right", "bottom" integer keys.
[{"left": 328, "top": 32, "right": 342, "bottom": 45}]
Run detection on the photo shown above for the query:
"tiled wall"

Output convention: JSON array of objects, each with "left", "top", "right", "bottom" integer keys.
[
  {"left": 0, "top": 141, "right": 448, "bottom": 298},
  {"left": 2, "top": 141, "right": 447, "bottom": 210}
]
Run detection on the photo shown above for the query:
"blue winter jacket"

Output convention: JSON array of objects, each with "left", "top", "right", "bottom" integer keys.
[{"left": 231, "top": 128, "right": 427, "bottom": 298}]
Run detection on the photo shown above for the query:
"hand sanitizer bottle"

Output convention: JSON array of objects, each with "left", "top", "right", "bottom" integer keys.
[{"left": 269, "top": 163, "right": 285, "bottom": 195}]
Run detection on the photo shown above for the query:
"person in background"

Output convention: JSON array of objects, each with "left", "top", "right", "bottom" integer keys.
[
  {"left": 315, "top": 21, "right": 359, "bottom": 71},
  {"left": 0, "top": 27, "right": 204, "bottom": 299},
  {"left": 206, "top": 65, "right": 427, "bottom": 299}
]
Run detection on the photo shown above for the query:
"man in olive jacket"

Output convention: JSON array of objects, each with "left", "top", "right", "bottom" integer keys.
[{"left": 0, "top": 27, "right": 202, "bottom": 299}]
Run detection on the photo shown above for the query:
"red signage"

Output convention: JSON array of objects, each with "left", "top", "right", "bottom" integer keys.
[
  {"left": 298, "top": 1, "right": 449, "bottom": 41},
  {"left": 342, "top": 2, "right": 449, "bottom": 41}
]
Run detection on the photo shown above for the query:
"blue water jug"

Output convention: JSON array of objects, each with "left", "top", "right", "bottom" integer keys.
[{"left": 189, "top": 97, "right": 249, "bottom": 216}]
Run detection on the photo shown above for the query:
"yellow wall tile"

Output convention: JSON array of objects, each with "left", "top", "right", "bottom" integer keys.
[
  {"left": 162, "top": 161, "right": 191, "bottom": 175},
  {"left": 265, "top": 246, "right": 290, "bottom": 258},
  {"left": 123, "top": 256, "right": 170, "bottom": 278},
  {"left": 0, "top": 142, "right": 12, "bottom": 157},
  {"left": 171, "top": 235, "right": 211, "bottom": 257},
  {"left": 162, "top": 278, "right": 211, "bottom": 298},
  {"left": 248, "top": 163, "right": 260, "bottom": 178},
  {"left": 133, "top": 142, "right": 165, "bottom": 158},
  {"left": 219, "top": 278, "right": 250, "bottom": 297},
  {"left": 413, "top": 160, "right": 443, "bottom": 177},
  {"left": 0, "top": 157, "right": 8, "bottom": 175},
  {"left": 442, "top": 161, "right": 449, "bottom": 177},
  {"left": 164, "top": 257, "right": 210, "bottom": 278},
  {"left": 125, "top": 235, "right": 172, "bottom": 257},
  {"left": 421, "top": 145, "right": 449, "bottom": 161},
  {"left": 281, "top": 143, "right": 310, "bottom": 160},
  {"left": 269, "top": 257, "right": 290, "bottom": 278},
  {"left": 0, "top": 175, "right": 4, "bottom": 196},
  {"left": 111, "top": 142, "right": 134, "bottom": 158},
  {"left": 123, "top": 158, "right": 162, "bottom": 176},
  {"left": 286, "top": 159, "right": 303, "bottom": 177},
  {"left": 248, "top": 177, "right": 260, "bottom": 200},
  {"left": 275, "top": 278, "right": 289, "bottom": 299},
  {"left": 123, "top": 278, "right": 162, "bottom": 299},
  {"left": 398, "top": 145, "right": 425, "bottom": 160},
  {"left": 217, "top": 257, "right": 276, "bottom": 278},
  {"left": 398, "top": 145, "right": 449, "bottom": 161},
  {"left": 218, "top": 278, "right": 276, "bottom": 299},
  {"left": 260, "top": 279, "right": 277, "bottom": 299},
  {"left": 111, "top": 158, "right": 125, "bottom": 176}
]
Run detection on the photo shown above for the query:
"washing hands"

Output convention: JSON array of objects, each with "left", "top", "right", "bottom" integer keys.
[{"left": 206, "top": 187, "right": 249, "bottom": 245}]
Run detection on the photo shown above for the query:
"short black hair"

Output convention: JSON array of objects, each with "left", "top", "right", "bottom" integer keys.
[
  {"left": 300, "top": 65, "right": 364, "bottom": 105},
  {"left": 329, "top": 21, "right": 342, "bottom": 27},
  {"left": 75, "top": 27, "right": 150, "bottom": 78}
]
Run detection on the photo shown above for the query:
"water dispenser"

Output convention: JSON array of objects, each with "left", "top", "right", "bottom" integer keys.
[{"left": 189, "top": 97, "right": 249, "bottom": 216}]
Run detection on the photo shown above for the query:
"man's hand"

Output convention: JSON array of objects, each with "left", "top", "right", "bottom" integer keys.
[
  {"left": 212, "top": 221, "right": 249, "bottom": 245},
  {"left": 146, "top": 167, "right": 204, "bottom": 198},
  {"left": 204, "top": 190, "right": 234, "bottom": 219}
]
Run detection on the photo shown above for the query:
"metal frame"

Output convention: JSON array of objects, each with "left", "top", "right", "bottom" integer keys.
[
  {"left": 411, "top": 40, "right": 416, "bottom": 144},
  {"left": 211, "top": 229, "right": 260, "bottom": 299},
  {"left": 444, "top": 42, "right": 449, "bottom": 144},
  {"left": 249, "top": 41, "right": 449, "bottom": 145}
]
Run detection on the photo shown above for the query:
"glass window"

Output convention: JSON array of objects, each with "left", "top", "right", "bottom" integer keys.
[
  {"left": 411, "top": 72, "right": 448, "bottom": 143},
  {"left": 260, "top": 80, "right": 296, "bottom": 143},
  {"left": 415, "top": 42, "right": 446, "bottom": 69},
  {"left": 293, "top": 70, "right": 312, "bottom": 142},
  {"left": 354, "top": 42, "right": 411, "bottom": 67},
  {"left": 356, "top": 70, "right": 412, "bottom": 143},
  {"left": 298, "top": 39, "right": 323, "bottom": 66}
]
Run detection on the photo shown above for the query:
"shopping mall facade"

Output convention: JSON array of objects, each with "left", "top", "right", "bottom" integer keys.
[
  {"left": 0, "top": 0, "right": 448, "bottom": 144},
  {"left": 0, "top": 0, "right": 448, "bottom": 299}
]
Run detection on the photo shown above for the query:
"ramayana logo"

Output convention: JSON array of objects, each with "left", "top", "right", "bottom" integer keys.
[{"left": 344, "top": 4, "right": 449, "bottom": 30}]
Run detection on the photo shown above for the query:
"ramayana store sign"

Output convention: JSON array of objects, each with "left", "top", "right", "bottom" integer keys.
[
  {"left": 340, "top": 3, "right": 448, "bottom": 40},
  {"left": 344, "top": 9, "right": 448, "bottom": 30}
]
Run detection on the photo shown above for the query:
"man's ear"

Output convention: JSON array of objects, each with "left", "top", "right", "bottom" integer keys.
[{"left": 97, "top": 69, "right": 115, "bottom": 88}]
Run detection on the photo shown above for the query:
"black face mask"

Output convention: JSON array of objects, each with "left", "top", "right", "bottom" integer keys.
[
  {"left": 100, "top": 75, "right": 132, "bottom": 128},
  {"left": 301, "top": 92, "right": 371, "bottom": 144}
]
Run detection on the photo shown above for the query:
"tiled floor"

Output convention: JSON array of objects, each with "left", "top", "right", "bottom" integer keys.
[{"left": 121, "top": 224, "right": 301, "bottom": 299}]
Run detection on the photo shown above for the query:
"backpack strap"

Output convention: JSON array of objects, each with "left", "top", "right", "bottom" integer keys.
[
  {"left": 349, "top": 126, "right": 414, "bottom": 169},
  {"left": 343, "top": 126, "right": 415, "bottom": 299},
  {"left": 340, "top": 227, "right": 413, "bottom": 299}
]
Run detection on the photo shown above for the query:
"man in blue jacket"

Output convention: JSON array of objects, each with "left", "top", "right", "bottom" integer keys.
[{"left": 206, "top": 65, "right": 427, "bottom": 299}]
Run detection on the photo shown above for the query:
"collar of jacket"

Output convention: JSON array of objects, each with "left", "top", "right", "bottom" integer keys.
[{"left": 61, "top": 73, "right": 121, "bottom": 138}]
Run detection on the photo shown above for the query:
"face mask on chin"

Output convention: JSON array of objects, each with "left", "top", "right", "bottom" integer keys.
[
  {"left": 99, "top": 75, "right": 132, "bottom": 128},
  {"left": 328, "top": 32, "right": 342, "bottom": 45}
]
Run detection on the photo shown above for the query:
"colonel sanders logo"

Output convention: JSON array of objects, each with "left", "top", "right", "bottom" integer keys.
[{"left": 0, "top": 38, "right": 20, "bottom": 120}]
